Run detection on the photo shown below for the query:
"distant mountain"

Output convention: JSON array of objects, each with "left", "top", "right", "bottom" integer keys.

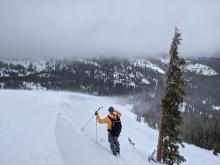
[
  {"left": 0, "top": 56, "right": 219, "bottom": 106},
  {"left": 0, "top": 56, "right": 220, "bottom": 153},
  {"left": 0, "top": 57, "right": 164, "bottom": 94}
]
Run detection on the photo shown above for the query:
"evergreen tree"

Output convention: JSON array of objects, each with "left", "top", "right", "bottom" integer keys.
[
  {"left": 156, "top": 27, "right": 186, "bottom": 164},
  {"left": 27, "top": 62, "right": 34, "bottom": 73}
]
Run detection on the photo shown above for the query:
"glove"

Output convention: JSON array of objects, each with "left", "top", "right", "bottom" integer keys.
[{"left": 95, "top": 111, "right": 98, "bottom": 115}]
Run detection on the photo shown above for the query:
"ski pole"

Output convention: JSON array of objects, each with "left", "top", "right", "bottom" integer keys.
[
  {"left": 81, "top": 106, "right": 103, "bottom": 131},
  {"left": 96, "top": 117, "right": 98, "bottom": 143}
]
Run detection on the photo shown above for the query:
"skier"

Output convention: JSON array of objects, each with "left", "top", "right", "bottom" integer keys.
[{"left": 95, "top": 106, "right": 122, "bottom": 156}]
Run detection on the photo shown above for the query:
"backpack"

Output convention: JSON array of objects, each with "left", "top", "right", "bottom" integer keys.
[{"left": 108, "top": 115, "right": 122, "bottom": 137}]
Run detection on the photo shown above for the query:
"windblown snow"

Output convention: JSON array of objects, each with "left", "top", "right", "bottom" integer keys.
[{"left": 0, "top": 90, "right": 219, "bottom": 165}]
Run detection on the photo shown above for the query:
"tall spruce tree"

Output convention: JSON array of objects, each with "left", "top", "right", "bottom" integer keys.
[{"left": 156, "top": 27, "right": 186, "bottom": 165}]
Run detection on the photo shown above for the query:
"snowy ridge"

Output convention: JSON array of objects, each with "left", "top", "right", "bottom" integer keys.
[
  {"left": 0, "top": 58, "right": 159, "bottom": 91},
  {"left": 1, "top": 58, "right": 218, "bottom": 78},
  {"left": 159, "top": 57, "right": 218, "bottom": 76},
  {"left": 184, "top": 63, "right": 218, "bottom": 76},
  {"left": 77, "top": 59, "right": 100, "bottom": 67},
  {"left": 129, "top": 59, "right": 165, "bottom": 74},
  {"left": 1, "top": 59, "right": 31, "bottom": 68},
  {"left": 0, "top": 59, "right": 48, "bottom": 77},
  {"left": 0, "top": 90, "right": 220, "bottom": 165},
  {"left": 1, "top": 59, "right": 47, "bottom": 72}
]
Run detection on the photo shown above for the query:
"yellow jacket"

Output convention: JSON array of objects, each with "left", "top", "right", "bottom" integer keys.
[{"left": 96, "top": 109, "right": 121, "bottom": 131}]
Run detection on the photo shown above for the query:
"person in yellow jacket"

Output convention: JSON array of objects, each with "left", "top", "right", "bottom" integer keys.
[{"left": 95, "top": 106, "right": 122, "bottom": 156}]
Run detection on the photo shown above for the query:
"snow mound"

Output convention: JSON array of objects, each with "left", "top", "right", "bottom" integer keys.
[{"left": 184, "top": 63, "right": 218, "bottom": 76}]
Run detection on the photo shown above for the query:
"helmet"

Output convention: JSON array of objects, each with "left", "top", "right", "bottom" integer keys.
[{"left": 108, "top": 106, "right": 114, "bottom": 113}]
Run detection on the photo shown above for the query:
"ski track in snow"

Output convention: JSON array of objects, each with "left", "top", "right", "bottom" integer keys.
[
  {"left": 56, "top": 115, "right": 143, "bottom": 165},
  {"left": 55, "top": 115, "right": 114, "bottom": 165},
  {"left": 0, "top": 90, "right": 220, "bottom": 165}
]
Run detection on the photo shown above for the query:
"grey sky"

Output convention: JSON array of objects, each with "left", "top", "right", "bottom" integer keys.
[{"left": 0, "top": 0, "right": 220, "bottom": 59}]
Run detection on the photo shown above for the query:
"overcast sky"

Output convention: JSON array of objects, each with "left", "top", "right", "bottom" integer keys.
[{"left": 0, "top": 0, "right": 220, "bottom": 59}]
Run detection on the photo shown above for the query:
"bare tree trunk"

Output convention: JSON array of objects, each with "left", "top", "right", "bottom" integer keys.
[
  {"left": 156, "top": 108, "right": 165, "bottom": 162},
  {"left": 156, "top": 41, "right": 174, "bottom": 162}
]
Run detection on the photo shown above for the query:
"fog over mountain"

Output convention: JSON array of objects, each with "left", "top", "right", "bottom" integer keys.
[{"left": 0, "top": 0, "right": 220, "bottom": 59}]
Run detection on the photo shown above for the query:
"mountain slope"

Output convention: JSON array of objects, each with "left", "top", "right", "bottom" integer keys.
[
  {"left": 0, "top": 57, "right": 219, "bottom": 154},
  {"left": 0, "top": 90, "right": 219, "bottom": 165}
]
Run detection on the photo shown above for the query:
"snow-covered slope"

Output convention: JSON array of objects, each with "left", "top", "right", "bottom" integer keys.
[
  {"left": 184, "top": 63, "right": 218, "bottom": 76},
  {"left": 129, "top": 58, "right": 165, "bottom": 74},
  {"left": 0, "top": 90, "right": 219, "bottom": 165},
  {"left": 159, "top": 57, "right": 219, "bottom": 76},
  {"left": 1, "top": 59, "right": 47, "bottom": 72}
]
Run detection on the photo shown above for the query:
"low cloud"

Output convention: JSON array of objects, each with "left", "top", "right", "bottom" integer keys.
[{"left": 0, "top": 0, "right": 220, "bottom": 59}]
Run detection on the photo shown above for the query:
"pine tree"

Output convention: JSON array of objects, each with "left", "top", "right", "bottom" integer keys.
[{"left": 156, "top": 27, "right": 186, "bottom": 164}]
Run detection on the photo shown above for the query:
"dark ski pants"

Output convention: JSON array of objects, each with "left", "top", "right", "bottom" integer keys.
[{"left": 108, "top": 133, "right": 120, "bottom": 154}]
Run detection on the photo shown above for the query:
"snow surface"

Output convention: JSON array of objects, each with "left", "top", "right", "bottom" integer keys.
[{"left": 0, "top": 90, "right": 219, "bottom": 165}]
